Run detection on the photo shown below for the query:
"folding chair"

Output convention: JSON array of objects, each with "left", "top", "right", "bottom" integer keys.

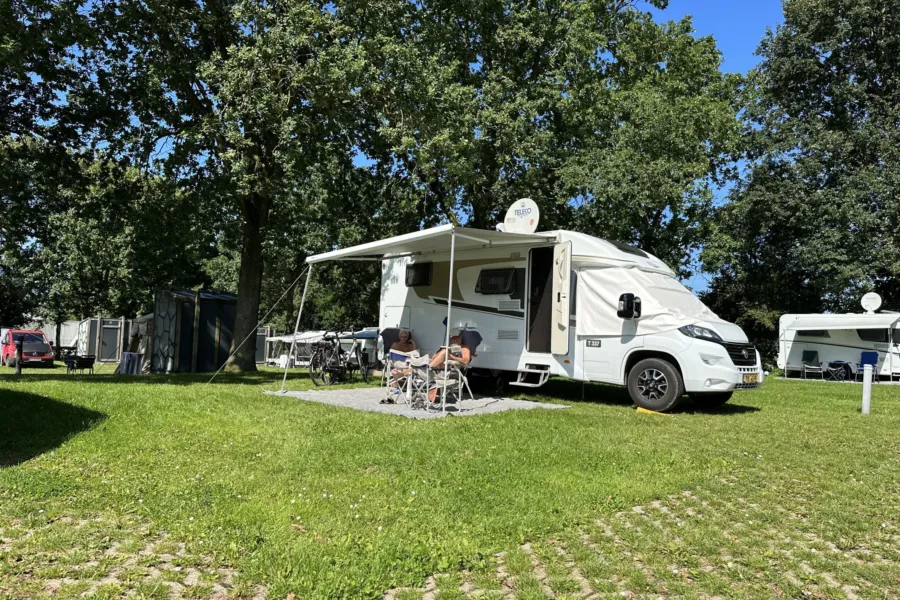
[
  {"left": 800, "top": 350, "right": 824, "bottom": 379},
  {"left": 856, "top": 351, "right": 880, "bottom": 382},
  {"left": 429, "top": 329, "right": 483, "bottom": 411},
  {"left": 379, "top": 328, "right": 420, "bottom": 405}
]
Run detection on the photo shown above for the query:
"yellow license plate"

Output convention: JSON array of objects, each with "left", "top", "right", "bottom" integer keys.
[{"left": 743, "top": 373, "right": 759, "bottom": 384}]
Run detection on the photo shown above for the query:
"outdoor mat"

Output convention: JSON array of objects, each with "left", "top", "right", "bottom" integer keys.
[{"left": 265, "top": 387, "right": 569, "bottom": 419}]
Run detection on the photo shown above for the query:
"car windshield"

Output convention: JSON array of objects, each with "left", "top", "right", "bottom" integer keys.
[{"left": 15, "top": 333, "right": 47, "bottom": 343}]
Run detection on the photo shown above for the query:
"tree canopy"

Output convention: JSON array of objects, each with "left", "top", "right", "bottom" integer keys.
[
  {"left": 702, "top": 0, "right": 900, "bottom": 349},
  {"left": 3, "top": 0, "right": 892, "bottom": 365}
]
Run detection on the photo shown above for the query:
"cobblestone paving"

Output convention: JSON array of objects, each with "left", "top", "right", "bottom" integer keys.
[
  {"left": 383, "top": 484, "right": 900, "bottom": 600},
  {"left": 0, "top": 516, "right": 263, "bottom": 599}
]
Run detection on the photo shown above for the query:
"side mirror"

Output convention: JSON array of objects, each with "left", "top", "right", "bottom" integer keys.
[{"left": 618, "top": 294, "right": 634, "bottom": 319}]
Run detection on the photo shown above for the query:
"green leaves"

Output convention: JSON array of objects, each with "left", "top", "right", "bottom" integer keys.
[{"left": 704, "top": 0, "right": 900, "bottom": 349}]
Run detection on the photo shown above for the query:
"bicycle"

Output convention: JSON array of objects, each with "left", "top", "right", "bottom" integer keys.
[{"left": 308, "top": 329, "right": 370, "bottom": 386}]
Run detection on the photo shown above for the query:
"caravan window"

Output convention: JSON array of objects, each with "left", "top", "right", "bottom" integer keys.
[
  {"left": 798, "top": 330, "right": 830, "bottom": 338},
  {"left": 405, "top": 263, "right": 432, "bottom": 287},
  {"left": 476, "top": 268, "right": 515, "bottom": 295},
  {"left": 857, "top": 329, "right": 889, "bottom": 343}
]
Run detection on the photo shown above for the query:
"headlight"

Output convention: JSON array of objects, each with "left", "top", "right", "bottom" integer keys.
[{"left": 678, "top": 324, "right": 723, "bottom": 342}]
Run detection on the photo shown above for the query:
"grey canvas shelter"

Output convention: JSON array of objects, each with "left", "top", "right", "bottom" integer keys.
[{"left": 149, "top": 289, "right": 269, "bottom": 373}]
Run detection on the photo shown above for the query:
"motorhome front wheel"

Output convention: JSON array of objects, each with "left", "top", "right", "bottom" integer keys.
[{"left": 627, "top": 358, "right": 684, "bottom": 412}]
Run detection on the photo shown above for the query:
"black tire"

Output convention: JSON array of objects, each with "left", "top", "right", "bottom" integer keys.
[
  {"left": 689, "top": 391, "right": 733, "bottom": 409},
  {"left": 493, "top": 372, "right": 514, "bottom": 396},
  {"left": 627, "top": 358, "right": 684, "bottom": 412},
  {"left": 309, "top": 351, "right": 330, "bottom": 386},
  {"left": 6, "top": 356, "right": 16, "bottom": 369}
]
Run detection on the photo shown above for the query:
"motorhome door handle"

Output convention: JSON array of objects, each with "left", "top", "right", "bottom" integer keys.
[{"left": 557, "top": 293, "right": 560, "bottom": 302}]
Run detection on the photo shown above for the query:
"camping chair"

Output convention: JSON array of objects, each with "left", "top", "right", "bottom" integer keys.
[
  {"left": 428, "top": 329, "right": 483, "bottom": 410},
  {"left": 379, "top": 328, "right": 420, "bottom": 405},
  {"left": 856, "top": 351, "right": 880, "bottom": 382},
  {"left": 800, "top": 350, "right": 824, "bottom": 379}
]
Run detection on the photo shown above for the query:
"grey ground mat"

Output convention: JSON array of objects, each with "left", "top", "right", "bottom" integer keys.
[{"left": 265, "top": 387, "right": 568, "bottom": 419}]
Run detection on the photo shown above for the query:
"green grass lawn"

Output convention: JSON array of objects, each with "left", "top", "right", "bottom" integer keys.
[{"left": 1, "top": 367, "right": 899, "bottom": 599}]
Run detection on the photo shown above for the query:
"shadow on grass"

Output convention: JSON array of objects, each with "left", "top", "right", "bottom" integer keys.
[
  {"left": 0, "top": 370, "right": 299, "bottom": 386},
  {"left": 0, "top": 388, "right": 107, "bottom": 467},
  {"left": 511, "top": 377, "right": 760, "bottom": 415}
]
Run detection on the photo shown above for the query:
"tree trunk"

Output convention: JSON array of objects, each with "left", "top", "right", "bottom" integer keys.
[{"left": 224, "top": 215, "right": 265, "bottom": 371}]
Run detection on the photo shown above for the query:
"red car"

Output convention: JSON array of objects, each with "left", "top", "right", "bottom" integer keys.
[{"left": 1, "top": 329, "right": 55, "bottom": 368}]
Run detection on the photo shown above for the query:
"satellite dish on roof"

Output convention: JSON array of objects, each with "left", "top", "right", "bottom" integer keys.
[
  {"left": 862, "top": 292, "right": 882, "bottom": 314},
  {"left": 503, "top": 198, "right": 540, "bottom": 234}
]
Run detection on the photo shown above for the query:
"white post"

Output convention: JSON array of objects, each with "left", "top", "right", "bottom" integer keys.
[
  {"left": 442, "top": 230, "right": 456, "bottom": 412},
  {"left": 281, "top": 266, "right": 314, "bottom": 393},
  {"left": 862, "top": 364, "right": 872, "bottom": 415}
]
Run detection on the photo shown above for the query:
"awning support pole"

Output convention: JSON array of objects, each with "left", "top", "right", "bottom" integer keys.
[
  {"left": 281, "top": 266, "right": 314, "bottom": 393},
  {"left": 442, "top": 230, "right": 456, "bottom": 413}
]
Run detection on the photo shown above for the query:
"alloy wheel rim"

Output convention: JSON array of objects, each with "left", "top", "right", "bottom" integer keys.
[{"left": 637, "top": 368, "right": 668, "bottom": 401}]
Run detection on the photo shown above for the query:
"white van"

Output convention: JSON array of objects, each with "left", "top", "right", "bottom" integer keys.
[{"left": 301, "top": 224, "right": 764, "bottom": 411}]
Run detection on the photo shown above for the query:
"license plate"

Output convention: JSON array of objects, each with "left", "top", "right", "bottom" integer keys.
[{"left": 743, "top": 373, "right": 759, "bottom": 384}]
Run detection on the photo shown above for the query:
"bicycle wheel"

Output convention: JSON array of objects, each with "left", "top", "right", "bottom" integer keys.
[{"left": 309, "top": 350, "right": 330, "bottom": 386}]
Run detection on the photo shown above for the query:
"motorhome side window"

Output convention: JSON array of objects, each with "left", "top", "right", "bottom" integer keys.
[
  {"left": 405, "top": 263, "right": 432, "bottom": 287},
  {"left": 475, "top": 268, "right": 515, "bottom": 294},
  {"left": 799, "top": 330, "right": 830, "bottom": 338},
  {"left": 857, "top": 329, "right": 889, "bottom": 343}
]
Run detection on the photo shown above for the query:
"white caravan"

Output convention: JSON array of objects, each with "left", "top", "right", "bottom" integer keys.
[
  {"left": 290, "top": 224, "right": 763, "bottom": 411},
  {"left": 778, "top": 313, "right": 900, "bottom": 380}
]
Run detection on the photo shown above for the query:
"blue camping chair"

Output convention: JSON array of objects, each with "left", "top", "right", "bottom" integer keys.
[{"left": 856, "top": 351, "right": 880, "bottom": 382}]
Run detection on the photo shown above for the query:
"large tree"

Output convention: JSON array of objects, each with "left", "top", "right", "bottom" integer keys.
[
  {"left": 368, "top": 0, "right": 739, "bottom": 277},
  {"left": 703, "top": 0, "right": 900, "bottom": 348},
  {"left": 80, "top": 0, "right": 383, "bottom": 369}
]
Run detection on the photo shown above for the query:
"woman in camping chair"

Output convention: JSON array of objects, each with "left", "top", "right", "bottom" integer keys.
[{"left": 390, "top": 328, "right": 417, "bottom": 353}]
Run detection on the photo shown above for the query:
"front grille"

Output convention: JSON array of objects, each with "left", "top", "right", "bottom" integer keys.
[{"left": 721, "top": 342, "right": 757, "bottom": 367}]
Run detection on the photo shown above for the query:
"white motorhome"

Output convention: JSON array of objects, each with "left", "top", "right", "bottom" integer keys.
[
  {"left": 291, "top": 223, "right": 763, "bottom": 411},
  {"left": 777, "top": 313, "right": 900, "bottom": 380}
]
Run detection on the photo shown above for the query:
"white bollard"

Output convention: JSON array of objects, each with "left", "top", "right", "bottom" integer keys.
[{"left": 861, "top": 364, "right": 872, "bottom": 415}]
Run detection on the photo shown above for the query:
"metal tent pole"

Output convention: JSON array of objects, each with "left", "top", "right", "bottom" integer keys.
[
  {"left": 281, "top": 266, "right": 314, "bottom": 393},
  {"left": 442, "top": 230, "right": 456, "bottom": 413}
]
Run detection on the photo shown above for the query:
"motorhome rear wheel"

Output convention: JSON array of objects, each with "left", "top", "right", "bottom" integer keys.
[
  {"left": 688, "top": 391, "right": 733, "bottom": 409},
  {"left": 627, "top": 358, "right": 684, "bottom": 412}
]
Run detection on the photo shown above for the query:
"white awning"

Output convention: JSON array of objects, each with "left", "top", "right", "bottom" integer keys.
[
  {"left": 266, "top": 331, "right": 326, "bottom": 343},
  {"left": 306, "top": 224, "right": 557, "bottom": 264},
  {"left": 784, "top": 314, "right": 900, "bottom": 331}
]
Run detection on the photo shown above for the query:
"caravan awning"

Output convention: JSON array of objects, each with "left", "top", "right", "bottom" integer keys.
[
  {"left": 784, "top": 314, "right": 900, "bottom": 331},
  {"left": 306, "top": 224, "right": 556, "bottom": 264}
]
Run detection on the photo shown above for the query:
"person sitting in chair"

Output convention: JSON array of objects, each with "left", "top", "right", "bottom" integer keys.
[
  {"left": 428, "top": 328, "right": 471, "bottom": 370},
  {"left": 390, "top": 328, "right": 417, "bottom": 353},
  {"left": 424, "top": 328, "right": 472, "bottom": 403}
]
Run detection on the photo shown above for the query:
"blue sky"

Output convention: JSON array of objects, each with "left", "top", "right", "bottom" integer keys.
[{"left": 649, "top": 0, "right": 785, "bottom": 74}]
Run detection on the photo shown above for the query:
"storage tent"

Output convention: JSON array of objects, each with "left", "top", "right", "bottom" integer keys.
[{"left": 149, "top": 289, "right": 269, "bottom": 373}]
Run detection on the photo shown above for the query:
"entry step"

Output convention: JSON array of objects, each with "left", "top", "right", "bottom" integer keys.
[{"left": 511, "top": 364, "right": 551, "bottom": 388}]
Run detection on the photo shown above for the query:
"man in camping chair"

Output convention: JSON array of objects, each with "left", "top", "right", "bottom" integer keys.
[{"left": 423, "top": 327, "right": 479, "bottom": 404}]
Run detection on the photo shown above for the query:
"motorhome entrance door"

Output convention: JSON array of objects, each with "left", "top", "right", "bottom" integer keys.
[
  {"left": 527, "top": 247, "right": 553, "bottom": 353},
  {"left": 551, "top": 242, "right": 571, "bottom": 355}
]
